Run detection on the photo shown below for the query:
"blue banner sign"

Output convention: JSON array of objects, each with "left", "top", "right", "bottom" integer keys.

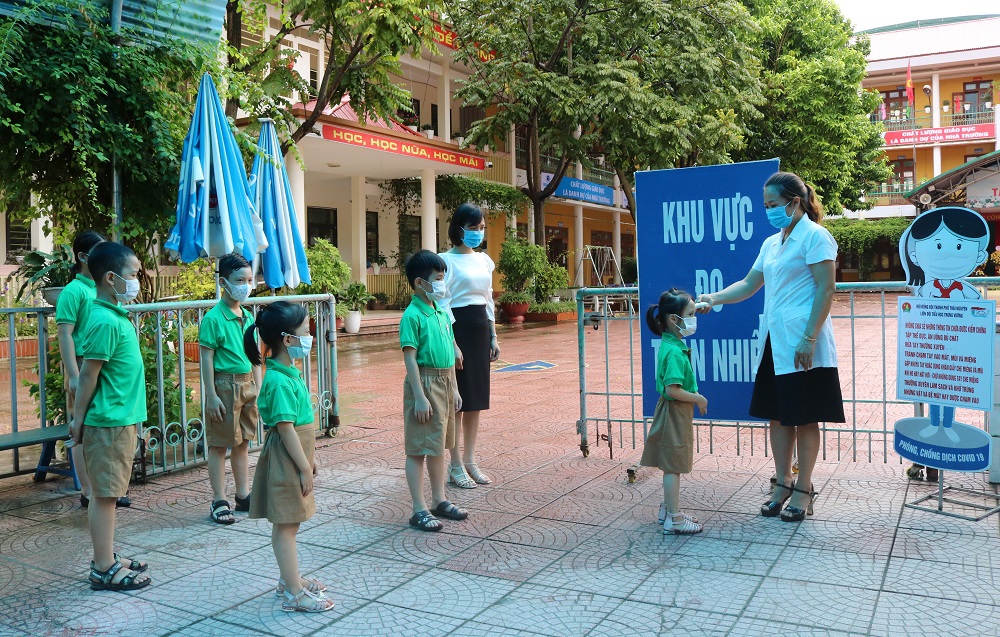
[
  {"left": 635, "top": 159, "right": 780, "bottom": 420},
  {"left": 553, "top": 178, "right": 614, "bottom": 206}
]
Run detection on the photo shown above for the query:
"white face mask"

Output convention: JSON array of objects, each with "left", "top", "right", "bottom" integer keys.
[
  {"left": 423, "top": 279, "right": 447, "bottom": 301},
  {"left": 112, "top": 272, "right": 140, "bottom": 303},
  {"left": 672, "top": 315, "right": 697, "bottom": 337},
  {"left": 283, "top": 333, "right": 313, "bottom": 359},
  {"left": 224, "top": 279, "right": 251, "bottom": 303}
]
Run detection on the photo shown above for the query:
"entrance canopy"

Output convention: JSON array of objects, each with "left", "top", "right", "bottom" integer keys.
[{"left": 905, "top": 150, "right": 1000, "bottom": 212}]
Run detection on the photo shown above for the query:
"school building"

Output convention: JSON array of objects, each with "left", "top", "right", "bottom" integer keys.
[{"left": 847, "top": 14, "right": 1000, "bottom": 281}]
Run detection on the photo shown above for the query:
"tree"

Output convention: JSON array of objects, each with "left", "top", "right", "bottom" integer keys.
[
  {"left": 223, "top": 0, "right": 443, "bottom": 156},
  {"left": 733, "top": 0, "right": 891, "bottom": 214},
  {"left": 0, "top": 0, "right": 204, "bottom": 262}
]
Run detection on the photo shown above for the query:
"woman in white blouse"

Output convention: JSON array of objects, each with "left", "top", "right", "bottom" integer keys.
[
  {"left": 697, "top": 171, "right": 844, "bottom": 522},
  {"left": 440, "top": 204, "right": 501, "bottom": 489}
]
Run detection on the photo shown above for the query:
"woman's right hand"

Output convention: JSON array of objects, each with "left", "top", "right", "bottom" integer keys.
[
  {"left": 299, "top": 467, "right": 314, "bottom": 496},
  {"left": 695, "top": 295, "right": 714, "bottom": 314}
]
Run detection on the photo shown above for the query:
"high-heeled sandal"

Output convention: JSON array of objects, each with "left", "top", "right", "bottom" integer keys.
[
  {"left": 464, "top": 463, "right": 492, "bottom": 485},
  {"left": 780, "top": 484, "right": 818, "bottom": 523},
  {"left": 448, "top": 464, "right": 477, "bottom": 489},
  {"left": 761, "top": 482, "right": 793, "bottom": 517}
]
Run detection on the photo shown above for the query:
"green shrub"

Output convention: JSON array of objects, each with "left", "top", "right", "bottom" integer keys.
[
  {"left": 528, "top": 300, "right": 577, "bottom": 314},
  {"left": 300, "top": 239, "right": 351, "bottom": 295},
  {"left": 532, "top": 261, "right": 570, "bottom": 303},
  {"left": 621, "top": 257, "right": 638, "bottom": 285},
  {"left": 497, "top": 232, "right": 547, "bottom": 295},
  {"left": 173, "top": 260, "right": 216, "bottom": 300}
]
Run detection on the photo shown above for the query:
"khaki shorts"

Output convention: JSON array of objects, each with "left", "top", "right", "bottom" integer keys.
[
  {"left": 207, "top": 373, "right": 259, "bottom": 448},
  {"left": 249, "top": 423, "right": 316, "bottom": 524},
  {"left": 403, "top": 366, "right": 456, "bottom": 457},
  {"left": 82, "top": 424, "right": 138, "bottom": 498}
]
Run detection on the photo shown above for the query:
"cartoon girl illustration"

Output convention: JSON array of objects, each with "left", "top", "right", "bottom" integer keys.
[{"left": 899, "top": 206, "right": 991, "bottom": 446}]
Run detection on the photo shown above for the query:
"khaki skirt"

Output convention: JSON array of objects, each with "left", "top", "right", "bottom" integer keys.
[
  {"left": 249, "top": 423, "right": 316, "bottom": 524},
  {"left": 639, "top": 397, "right": 694, "bottom": 474}
]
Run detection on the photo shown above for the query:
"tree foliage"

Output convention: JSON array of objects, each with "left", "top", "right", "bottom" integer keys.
[
  {"left": 733, "top": 0, "right": 891, "bottom": 214},
  {"left": 824, "top": 216, "right": 910, "bottom": 279}
]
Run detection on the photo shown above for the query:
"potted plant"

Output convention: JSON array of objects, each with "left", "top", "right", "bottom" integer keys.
[
  {"left": 621, "top": 256, "right": 638, "bottom": 286},
  {"left": 496, "top": 233, "right": 547, "bottom": 324},
  {"left": 371, "top": 252, "right": 387, "bottom": 275},
  {"left": 340, "top": 281, "right": 375, "bottom": 334},
  {"left": 368, "top": 292, "right": 389, "bottom": 311},
  {"left": 420, "top": 123, "right": 435, "bottom": 140},
  {"left": 335, "top": 302, "right": 349, "bottom": 330},
  {"left": 10, "top": 244, "right": 76, "bottom": 306},
  {"left": 299, "top": 238, "right": 352, "bottom": 296},
  {"left": 532, "top": 261, "right": 569, "bottom": 305},
  {"left": 398, "top": 110, "right": 419, "bottom": 132}
]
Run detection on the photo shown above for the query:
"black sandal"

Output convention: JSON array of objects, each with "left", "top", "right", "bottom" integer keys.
[
  {"left": 761, "top": 482, "right": 793, "bottom": 517},
  {"left": 112, "top": 553, "right": 148, "bottom": 573},
  {"left": 780, "top": 485, "right": 818, "bottom": 522},
  {"left": 89, "top": 558, "right": 151, "bottom": 591},
  {"left": 234, "top": 494, "right": 251, "bottom": 512},
  {"left": 210, "top": 500, "right": 236, "bottom": 525},
  {"left": 408, "top": 510, "right": 443, "bottom": 532},
  {"left": 433, "top": 500, "right": 468, "bottom": 521}
]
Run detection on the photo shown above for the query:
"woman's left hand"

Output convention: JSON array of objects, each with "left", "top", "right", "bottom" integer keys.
[
  {"left": 490, "top": 336, "right": 500, "bottom": 361},
  {"left": 794, "top": 338, "right": 816, "bottom": 371}
]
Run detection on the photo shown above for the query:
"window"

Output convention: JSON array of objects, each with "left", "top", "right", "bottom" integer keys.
[
  {"left": 516, "top": 222, "right": 528, "bottom": 239},
  {"left": 889, "top": 159, "right": 914, "bottom": 189},
  {"left": 366, "top": 211, "right": 380, "bottom": 264},
  {"left": 5, "top": 214, "right": 30, "bottom": 256},
  {"left": 962, "top": 80, "right": 994, "bottom": 112},
  {"left": 545, "top": 226, "right": 568, "bottom": 267},
  {"left": 431, "top": 104, "right": 439, "bottom": 134},
  {"left": 877, "top": 89, "right": 907, "bottom": 120},
  {"left": 411, "top": 98, "right": 421, "bottom": 120},
  {"left": 399, "top": 215, "right": 421, "bottom": 262},
  {"left": 307, "top": 207, "right": 337, "bottom": 246},
  {"left": 459, "top": 105, "right": 485, "bottom": 137}
]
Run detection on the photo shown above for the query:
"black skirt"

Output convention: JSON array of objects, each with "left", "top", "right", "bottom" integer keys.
[
  {"left": 749, "top": 337, "right": 845, "bottom": 427},
  {"left": 452, "top": 305, "right": 491, "bottom": 412}
]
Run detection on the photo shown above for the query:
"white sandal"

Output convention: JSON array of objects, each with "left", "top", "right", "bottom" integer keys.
[
  {"left": 275, "top": 576, "right": 327, "bottom": 597},
  {"left": 464, "top": 462, "right": 492, "bottom": 485},
  {"left": 664, "top": 513, "right": 703, "bottom": 535},
  {"left": 281, "top": 588, "right": 335, "bottom": 613},
  {"left": 449, "top": 464, "right": 477, "bottom": 489},
  {"left": 658, "top": 502, "right": 698, "bottom": 525}
]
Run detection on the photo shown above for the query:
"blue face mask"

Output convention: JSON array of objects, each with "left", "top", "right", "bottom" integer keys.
[
  {"left": 766, "top": 202, "right": 796, "bottom": 229},
  {"left": 462, "top": 229, "right": 484, "bottom": 249}
]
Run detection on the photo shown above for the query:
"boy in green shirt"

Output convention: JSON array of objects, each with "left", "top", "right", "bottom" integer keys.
[
  {"left": 71, "top": 242, "right": 151, "bottom": 591},
  {"left": 399, "top": 250, "right": 468, "bottom": 532},
  {"left": 199, "top": 254, "right": 261, "bottom": 524}
]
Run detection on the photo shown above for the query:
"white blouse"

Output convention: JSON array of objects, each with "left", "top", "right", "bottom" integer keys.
[
  {"left": 439, "top": 251, "right": 496, "bottom": 323},
  {"left": 751, "top": 217, "right": 839, "bottom": 376}
]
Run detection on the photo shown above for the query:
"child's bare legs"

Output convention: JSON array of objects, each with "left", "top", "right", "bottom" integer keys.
[
  {"left": 427, "top": 454, "right": 447, "bottom": 508},
  {"left": 406, "top": 455, "right": 428, "bottom": 513},
  {"left": 272, "top": 522, "right": 306, "bottom": 593},
  {"left": 460, "top": 411, "right": 481, "bottom": 465},
  {"left": 73, "top": 445, "right": 92, "bottom": 498},
  {"left": 663, "top": 472, "right": 680, "bottom": 514},
  {"left": 448, "top": 414, "right": 463, "bottom": 468},
  {"left": 89, "top": 497, "right": 118, "bottom": 570},
  {"left": 231, "top": 441, "right": 250, "bottom": 499},
  {"left": 207, "top": 446, "right": 229, "bottom": 503}
]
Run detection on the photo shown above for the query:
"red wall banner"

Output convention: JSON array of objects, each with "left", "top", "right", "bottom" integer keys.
[
  {"left": 322, "top": 124, "right": 485, "bottom": 170},
  {"left": 884, "top": 124, "right": 996, "bottom": 146}
]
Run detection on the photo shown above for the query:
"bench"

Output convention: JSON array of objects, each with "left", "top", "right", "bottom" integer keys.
[{"left": 0, "top": 424, "right": 79, "bottom": 489}]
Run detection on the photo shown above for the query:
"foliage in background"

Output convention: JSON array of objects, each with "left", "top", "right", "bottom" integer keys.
[
  {"left": 823, "top": 217, "right": 910, "bottom": 279},
  {"left": 0, "top": 302, "right": 42, "bottom": 339},
  {"left": 138, "top": 319, "right": 189, "bottom": 428},
  {"left": 9, "top": 245, "right": 76, "bottom": 301},
  {"left": 299, "top": 239, "right": 352, "bottom": 294},
  {"left": 732, "top": 0, "right": 891, "bottom": 214},
  {"left": 497, "top": 232, "right": 548, "bottom": 303},
  {"left": 620, "top": 257, "right": 638, "bottom": 285},
  {"left": 528, "top": 300, "right": 576, "bottom": 314},
  {"left": 532, "top": 261, "right": 569, "bottom": 303},
  {"left": 28, "top": 338, "right": 66, "bottom": 425},
  {"left": 172, "top": 260, "right": 217, "bottom": 301},
  {"left": 340, "top": 281, "right": 375, "bottom": 313}
]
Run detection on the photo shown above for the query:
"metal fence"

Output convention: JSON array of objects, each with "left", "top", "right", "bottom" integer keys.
[
  {"left": 0, "top": 294, "right": 339, "bottom": 481},
  {"left": 576, "top": 282, "right": 999, "bottom": 464}
]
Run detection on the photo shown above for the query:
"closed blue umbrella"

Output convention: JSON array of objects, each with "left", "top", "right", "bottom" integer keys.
[
  {"left": 250, "top": 118, "right": 311, "bottom": 289},
  {"left": 164, "top": 73, "right": 265, "bottom": 266}
]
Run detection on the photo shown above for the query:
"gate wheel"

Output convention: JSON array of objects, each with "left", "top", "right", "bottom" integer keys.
[{"left": 580, "top": 444, "right": 590, "bottom": 458}]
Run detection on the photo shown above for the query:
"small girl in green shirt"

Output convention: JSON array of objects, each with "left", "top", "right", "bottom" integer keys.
[{"left": 640, "top": 288, "right": 707, "bottom": 535}]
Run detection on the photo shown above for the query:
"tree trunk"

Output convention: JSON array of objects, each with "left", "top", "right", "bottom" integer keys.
[
  {"left": 614, "top": 166, "right": 637, "bottom": 225},
  {"left": 532, "top": 195, "right": 545, "bottom": 247},
  {"left": 224, "top": 1, "right": 242, "bottom": 119}
]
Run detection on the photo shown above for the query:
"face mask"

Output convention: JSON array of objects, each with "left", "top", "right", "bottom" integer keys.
[
  {"left": 766, "top": 201, "right": 796, "bottom": 230},
  {"left": 284, "top": 333, "right": 313, "bottom": 359},
  {"left": 112, "top": 272, "right": 140, "bottom": 303},
  {"left": 462, "top": 229, "right": 485, "bottom": 249},
  {"left": 422, "top": 280, "right": 447, "bottom": 301},
  {"left": 672, "top": 315, "right": 697, "bottom": 337},
  {"left": 224, "top": 279, "right": 251, "bottom": 303}
]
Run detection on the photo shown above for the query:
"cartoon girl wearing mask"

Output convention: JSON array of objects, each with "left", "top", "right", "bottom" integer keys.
[{"left": 899, "top": 206, "right": 990, "bottom": 448}]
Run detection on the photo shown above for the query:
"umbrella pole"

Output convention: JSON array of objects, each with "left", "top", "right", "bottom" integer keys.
[{"left": 214, "top": 257, "right": 221, "bottom": 299}]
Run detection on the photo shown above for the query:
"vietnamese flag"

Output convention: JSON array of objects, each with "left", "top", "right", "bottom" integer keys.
[{"left": 906, "top": 60, "right": 914, "bottom": 117}]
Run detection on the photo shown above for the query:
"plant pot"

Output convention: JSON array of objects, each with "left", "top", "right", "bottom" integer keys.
[
  {"left": 373, "top": 264, "right": 381, "bottom": 275},
  {"left": 0, "top": 337, "right": 40, "bottom": 360},
  {"left": 500, "top": 301, "right": 531, "bottom": 325},
  {"left": 41, "top": 287, "right": 64, "bottom": 306},
  {"left": 183, "top": 341, "right": 201, "bottom": 363},
  {"left": 344, "top": 310, "right": 362, "bottom": 334},
  {"left": 422, "top": 130, "right": 435, "bottom": 140},
  {"left": 368, "top": 300, "right": 386, "bottom": 311},
  {"left": 548, "top": 295, "right": 561, "bottom": 304},
  {"left": 526, "top": 310, "right": 577, "bottom": 323},
  {"left": 336, "top": 317, "right": 344, "bottom": 330},
  {"left": 407, "top": 125, "right": 419, "bottom": 132}
]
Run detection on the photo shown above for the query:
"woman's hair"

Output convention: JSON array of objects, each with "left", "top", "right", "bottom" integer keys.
[
  {"left": 764, "top": 172, "right": 824, "bottom": 223},
  {"left": 901, "top": 207, "right": 990, "bottom": 287},
  {"left": 219, "top": 253, "right": 251, "bottom": 280},
  {"left": 448, "top": 203, "right": 485, "bottom": 247},
  {"left": 243, "top": 301, "right": 308, "bottom": 366},
  {"left": 72, "top": 230, "right": 107, "bottom": 275},
  {"left": 645, "top": 288, "right": 693, "bottom": 336}
]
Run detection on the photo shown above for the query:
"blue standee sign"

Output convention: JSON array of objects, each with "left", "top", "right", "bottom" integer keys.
[
  {"left": 635, "top": 159, "right": 780, "bottom": 421},
  {"left": 553, "top": 178, "right": 614, "bottom": 206}
]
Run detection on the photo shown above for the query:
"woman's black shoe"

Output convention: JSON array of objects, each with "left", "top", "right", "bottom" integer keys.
[
  {"left": 780, "top": 484, "right": 818, "bottom": 522},
  {"left": 761, "top": 482, "right": 793, "bottom": 517}
]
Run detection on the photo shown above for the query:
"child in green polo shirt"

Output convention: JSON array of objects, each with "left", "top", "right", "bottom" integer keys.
[
  {"left": 200, "top": 253, "right": 261, "bottom": 525},
  {"left": 243, "top": 301, "right": 334, "bottom": 613},
  {"left": 399, "top": 250, "right": 468, "bottom": 532},
  {"left": 71, "top": 241, "right": 151, "bottom": 591},
  {"left": 640, "top": 288, "right": 707, "bottom": 536}
]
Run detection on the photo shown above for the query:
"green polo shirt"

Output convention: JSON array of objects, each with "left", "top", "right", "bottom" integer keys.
[
  {"left": 399, "top": 295, "right": 454, "bottom": 368},
  {"left": 55, "top": 274, "right": 97, "bottom": 353},
  {"left": 656, "top": 333, "right": 698, "bottom": 399},
  {"left": 80, "top": 299, "right": 147, "bottom": 427},
  {"left": 199, "top": 302, "right": 254, "bottom": 374},
  {"left": 259, "top": 358, "right": 314, "bottom": 427}
]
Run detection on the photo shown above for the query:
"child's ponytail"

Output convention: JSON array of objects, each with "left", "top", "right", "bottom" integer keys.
[
  {"left": 646, "top": 304, "right": 665, "bottom": 336},
  {"left": 244, "top": 322, "right": 263, "bottom": 366},
  {"left": 244, "top": 301, "right": 308, "bottom": 366}
]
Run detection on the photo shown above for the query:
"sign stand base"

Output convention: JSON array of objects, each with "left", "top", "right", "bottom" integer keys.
[{"left": 904, "top": 470, "right": 1000, "bottom": 521}]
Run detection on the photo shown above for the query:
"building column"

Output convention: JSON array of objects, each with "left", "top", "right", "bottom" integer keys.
[
  {"left": 573, "top": 161, "right": 584, "bottom": 286},
  {"left": 31, "top": 216, "right": 53, "bottom": 252},
  {"left": 931, "top": 73, "right": 941, "bottom": 128},
  {"left": 350, "top": 176, "right": 366, "bottom": 283},
  {"left": 507, "top": 125, "right": 517, "bottom": 233},
  {"left": 438, "top": 63, "right": 451, "bottom": 143},
  {"left": 286, "top": 156, "right": 307, "bottom": 241},
  {"left": 420, "top": 169, "right": 437, "bottom": 251}
]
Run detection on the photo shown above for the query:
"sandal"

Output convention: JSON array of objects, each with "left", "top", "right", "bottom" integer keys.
[
  {"left": 409, "top": 510, "right": 443, "bottom": 532},
  {"left": 664, "top": 513, "right": 703, "bottom": 535},
  {"left": 281, "top": 588, "right": 335, "bottom": 613},
  {"left": 448, "top": 464, "right": 477, "bottom": 489},
  {"left": 464, "top": 463, "right": 492, "bottom": 485},
  {"left": 89, "top": 558, "right": 151, "bottom": 592},
  {"left": 433, "top": 500, "right": 468, "bottom": 521},
  {"left": 658, "top": 502, "right": 698, "bottom": 525},
  {"left": 761, "top": 482, "right": 793, "bottom": 517},
  {"left": 112, "top": 553, "right": 148, "bottom": 573},
  {"left": 234, "top": 493, "right": 251, "bottom": 512},
  {"left": 80, "top": 494, "right": 90, "bottom": 509},
  {"left": 780, "top": 484, "right": 818, "bottom": 523},
  {"left": 210, "top": 500, "right": 236, "bottom": 525},
  {"left": 275, "top": 577, "right": 327, "bottom": 597}
]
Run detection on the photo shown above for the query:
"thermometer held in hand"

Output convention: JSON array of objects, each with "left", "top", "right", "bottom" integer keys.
[{"left": 694, "top": 302, "right": 712, "bottom": 311}]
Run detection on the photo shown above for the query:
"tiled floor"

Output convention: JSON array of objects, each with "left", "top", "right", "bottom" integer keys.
[{"left": 1, "top": 320, "right": 1000, "bottom": 636}]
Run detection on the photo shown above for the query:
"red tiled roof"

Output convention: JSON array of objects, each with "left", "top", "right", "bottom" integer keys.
[{"left": 294, "top": 96, "right": 420, "bottom": 136}]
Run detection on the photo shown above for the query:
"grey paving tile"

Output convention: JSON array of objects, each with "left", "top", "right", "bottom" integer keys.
[
  {"left": 377, "top": 570, "right": 519, "bottom": 620},
  {"left": 786, "top": 517, "right": 900, "bottom": 556},
  {"left": 630, "top": 566, "right": 762, "bottom": 615},
  {"left": 449, "top": 620, "right": 552, "bottom": 636},
  {"left": 473, "top": 584, "right": 622, "bottom": 636},
  {"left": 743, "top": 579, "right": 877, "bottom": 634},
  {"left": 297, "top": 516, "right": 400, "bottom": 552},
  {"left": 134, "top": 567, "right": 276, "bottom": 616},
  {"left": 696, "top": 511, "right": 799, "bottom": 546},
  {"left": 308, "top": 552, "right": 429, "bottom": 600},
  {"left": 882, "top": 557, "right": 1000, "bottom": 606},
  {"left": 360, "top": 528, "right": 483, "bottom": 566},
  {"left": 320, "top": 603, "right": 464, "bottom": 636},
  {"left": 769, "top": 545, "right": 890, "bottom": 590},
  {"left": 666, "top": 537, "right": 785, "bottom": 577},
  {"left": 168, "top": 617, "right": 279, "bottom": 636},
  {"left": 890, "top": 526, "right": 1000, "bottom": 565},
  {"left": 213, "top": 591, "right": 368, "bottom": 635},
  {"left": 467, "top": 486, "right": 559, "bottom": 515},
  {"left": 215, "top": 542, "right": 349, "bottom": 583},
  {"left": 726, "top": 618, "right": 867, "bottom": 637},
  {"left": 440, "top": 539, "right": 565, "bottom": 582},
  {"left": 488, "top": 517, "right": 601, "bottom": 550},
  {"left": 585, "top": 602, "right": 737, "bottom": 637},
  {"left": 437, "top": 509, "right": 524, "bottom": 538},
  {"left": 872, "top": 591, "right": 1000, "bottom": 636}
]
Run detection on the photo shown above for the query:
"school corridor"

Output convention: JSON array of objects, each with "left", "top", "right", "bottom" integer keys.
[{"left": 1, "top": 318, "right": 999, "bottom": 636}]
